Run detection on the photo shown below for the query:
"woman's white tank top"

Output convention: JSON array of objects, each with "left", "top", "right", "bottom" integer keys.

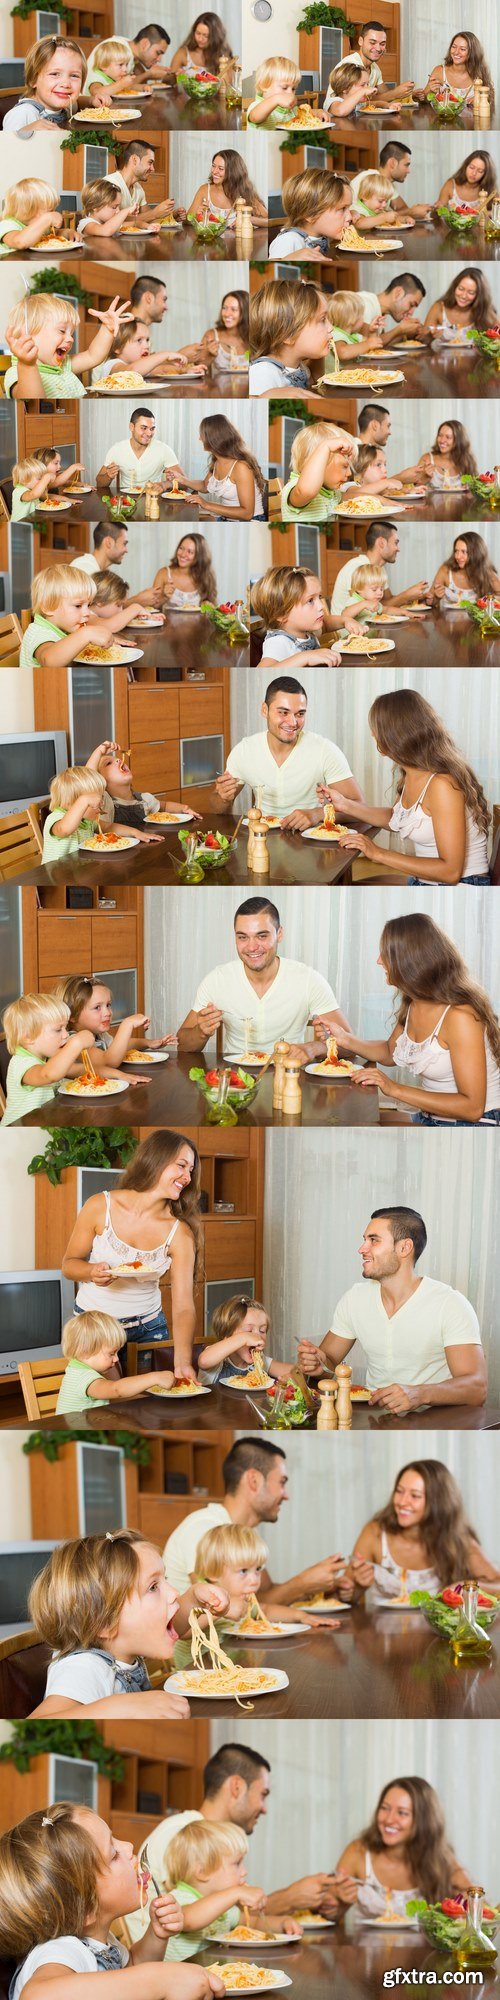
[
  {"left": 389, "top": 773, "right": 489, "bottom": 877},
  {"left": 76, "top": 1191, "right": 179, "bottom": 1317},
  {"left": 368, "top": 1529, "right": 441, "bottom": 1607},
  {"left": 393, "top": 1005, "right": 500, "bottom": 1112},
  {"left": 207, "top": 460, "right": 265, "bottom": 517}
]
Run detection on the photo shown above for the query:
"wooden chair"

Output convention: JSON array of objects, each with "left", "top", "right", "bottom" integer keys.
[
  {"left": 0, "top": 1629, "right": 50, "bottom": 1718},
  {"left": 0, "top": 809, "right": 44, "bottom": 879},
  {"left": 268, "top": 476, "right": 283, "bottom": 525},
  {"left": 0, "top": 613, "right": 23, "bottom": 667},
  {"left": 18, "top": 1358, "right": 68, "bottom": 1422}
]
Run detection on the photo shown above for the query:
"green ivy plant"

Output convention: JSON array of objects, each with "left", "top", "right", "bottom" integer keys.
[
  {"left": 269, "top": 399, "right": 317, "bottom": 421},
  {"left": 28, "top": 1127, "right": 137, "bottom": 1184},
  {"left": 279, "top": 132, "right": 340, "bottom": 159},
  {"left": 61, "top": 128, "right": 116, "bottom": 154},
  {"left": 0, "top": 1720, "right": 124, "bottom": 1777},
  {"left": 296, "top": 3, "right": 355, "bottom": 34},
  {"left": 22, "top": 1430, "right": 151, "bottom": 1465},
  {"left": 11, "top": 0, "right": 71, "bottom": 15},
  {"left": 28, "top": 268, "right": 91, "bottom": 307}
]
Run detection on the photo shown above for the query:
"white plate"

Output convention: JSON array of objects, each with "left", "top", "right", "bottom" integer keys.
[
  {"left": 374, "top": 344, "right": 427, "bottom": 357},
  {"left": 74, "top": 645, "right": 143, "bottom": 665},
  {"left": 224, "top": 1053, "right": 271, "bottom": 1068},
  {"left": 167, "top": 1667, "right": 289, "bottom": 1698},
  {"left": 242, "top": 816, "right": 281, "bottom": 830},
  {"left": 366, "top": 613, "right": 409, "bottom": 625},
  {"left": 211, "top": 1933, "right": 297, "bottom": 1948},
  {"left": 305, "top": 1060, "right": 358, "bottom": 1078},
  {"left": 58, "top": 1077, "right": 130, "bottom": 1097},
  {"left": 28, "top": 239, "right": 80, "bottom": 252},
  {"left": 148, "top": 1382, "right": 211, "bottom": 1398},
  {"left": 72, "top": 106, "right": 137, "bottom": 121},
  {"left": 292, "top": 1916, "right": 337, "bottom": 1929},
  {"left": 118, "top": 223, "right": 164, "bottom": 235},
  {"left": 322, "top": 370, "right": 404, "bottom": 389},
  {"left": 339, "top": 239, "right": 402, "bottom": 253},
  {"left": 63, "top": 484, "right": 93, "bottom": 495},
  {"left": 338, "top": 637, "right": 395, "bottom": 655},
  {"left": 207, "top": 1976, "right": 292, "bottom": 1996},
  {"left": 294, "top": 1599, "right": 348, "bottom": 1614},
  {"left": 282, "top": 116, "right": 337, "bottom": 129},
  {"left": 233, "top": 1621, "right": 310, "bottom": 1638},
  {"left": 301, "top": 825, "right": 350, "bottom": 842},
  {"left": 358, "top": 1917, "right": 417, "bottom": 1929},
  {"left": 146, "top": 810, "right": 196, "bottom": 825},
  {"left": 376, "top": 1599, "right": 424, "bottom": 1612},
  {"left": 126, "top": 614, "right": 165, "bottom": 627},
  {"left": 80, "top": 834, "right": 140, "bottom": 852},
  {"left": 122, "top": 1050, "right": 170, "bottom": 1064},
  {"left": 335, "top": 500, "right": 406, "bottom": 518},
  {"left": 36, "top": 500, "right": 73, "bottom": 512}
]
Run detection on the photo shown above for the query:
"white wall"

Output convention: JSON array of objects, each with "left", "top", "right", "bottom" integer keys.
[
  {"left": 0, "top": 1132, "right": 38, "bottom": 1266},
  {"left": 0, "top": 1435, "right": 32, "bottom": 1538},
  {"left": 0, "top": 669, "right": 35, "bottom": 732},
  {"left": 0, "top": 129, "right": 63, "bottom": 188},
  {"left": 243, "top": 0, "right": 301, "bottom": 78}
]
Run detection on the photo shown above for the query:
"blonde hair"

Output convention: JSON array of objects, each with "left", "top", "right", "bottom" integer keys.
[
  {"left": 90, "top": 35, "right": 133, "bottom": 69},
  {"left": 290, "top": 420, "right": 358, "bottom": 475},
  {"left": 3, "top": 992, "right": 69, "bottom": 1054},
  {"left": 81, "top": 177, "right": 121, "bottom": 215},
  {"left": 351, "top": 561, "right": 387, "bottom": 594},
  {"left": 328, "top": 59, "right": 364, "bottom": 95},
  {"left": 193, "top": 1523, "right": 269, "bottom": 1581},
  {"left": 2, "top": 178, "right": 59, "bottom": 224},
  {"left": 256, "top": 55, "right": 300, "bottom": 93},
  {"left": 330, "top": 291, "right": 365, "bottom": 332},
  {"left": 164, "top": 1819, "right": 247, "bottom": 1891},
  {"left": 49, "top": 765, "right": 105, "bottom": 812},
  {"left": 0, "top": 1805, "right": 106, "bottom": 1961},
  {"left": 31, "top": 565, "right": 96, "bottom": 615},
  {"left": 209, "top": 1295, "right": 270, "bottom": 1345},
  {"left": 23, "top": 35, "right": 87, "bottom": 96},
  {"left": 250, "top": 278, "right": 325, "bottom": 359},
  {"left": 282, "top": 167, "right": 350, "bottom": 225},
  {"left": 355, "top": 170, "right": 391, "bottom": 203},
  {"left": 62, "top": 1310, "right": 126, "bottom": 1360},
  {"left": 92, "top": 570, "right": 128, "bottom": 604},
  {"left": 28, "top": 1530, "right": 152, "bottom": 1654},
  {"left": 13, "top": 452, "right": 52, "bottom": 486},
  {"left": 251, "top": 564, "right": 317, "bottom": 628},
  {"left": 8, "top": 294, "right": 78, "bottom": 344}
]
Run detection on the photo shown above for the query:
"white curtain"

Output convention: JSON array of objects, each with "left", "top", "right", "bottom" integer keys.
[
  {"left": 114, "top": 0, "right": 241, "bottom": 62},
  {"left": 80, "top": 397, "right": 268, "bottom": 483},
  {"left": 169, "top": 131, "right": 268, "bottom": 211},
  {"left": 209, "top": 1716, "right": 500, "bottom": 1893},
  {"left": 261, "top": 1126, "right": 499, "bottom": 1385},
  {"left": 401, "top": 0, "right": 500, "bottom": 92},
  {"left": 121, "top": 259, "right": 247, "bottom": 354},
  {"left": 229, "top": 664, "right": 500, "bottom": 824},
  {"left": 116, "top": 521, "right": 250, "bottom": 600}
]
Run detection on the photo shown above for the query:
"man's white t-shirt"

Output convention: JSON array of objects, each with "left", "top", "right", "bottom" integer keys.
[
  {"left": 44, "top": 1650, "right": 145, "bottom": 1703},
  {"left": 192, "top": 956, "right": 339, "bottom": 1058},
  {"left": 164, "top": 1501, "right": 230, "bottom": 1595},
  {"left": 331, "top": 556, "right": 374, "bottom": 614},
  {"left": 10, "top": 1937, "right": 129, "bottom": 1999},
  {"left": 126, "top": 1812, "right": 204, "bottom": 1941},
  {"left": 103, "top": 438, "right": 178, "bottom": 490},
  {"left": 107, "top": 169, "right": 147, "bottom": 208},
  {"left": 71, "top": 552, "right": 100, "bottom": 575},
  {"left": 356, "top": 290, "right": 383, "bottom": 325},
  {"left": 226, "top": 731, "right": 352, "bottom": 812},
  {"left": 329, "top": 1274, "right": 481, "bottom": 1390}
]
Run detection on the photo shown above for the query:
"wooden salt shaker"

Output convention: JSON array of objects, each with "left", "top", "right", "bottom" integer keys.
[
  {"left": 252, "top": 824, "right": 270, "bottom": 874},
  {"left": 335, "top": 1362, "right": 352, "bottom": 1429},
  {"left": 234, "top": 198, "right": 245, "bottom": 244},
  {"left": 273, "top": 1040, "right": 289, "bottom": 1110},
  {"left": 317, "top": 1379, "right": 338, "bottom": 1430},
  {"left": 282, "top": 1057, "right": 302, "bottom": 1116},
  {"left": 240, "top": 204, "right": 254, "bottom": 256},
  {"left": 246, "top": 807, "right": 262, "bottom": 868}
]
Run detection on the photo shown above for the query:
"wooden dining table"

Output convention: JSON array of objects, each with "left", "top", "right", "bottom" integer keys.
[
  {"left": 17, "top": 812, "right": 379, "bottom": 890},
  {"left": 269, "top": 216, "right": 500, "bottom": 264},
  {"left": 85, "top": 367, "right": 247, "bottom": 401},
  {"left": 252, "top": 610, "right": 500, "bottom": 670},
  {"left": 71, "top": 86, "right": 242, "bottom": 132},
  {"left": 15, "top": 225, "right": 270, "bottom": 266},
  {"left": 18, "top": 1052, "right": 382, "bottom": 1129},
  {"left": 316, "top": 348, "right": 500, "bottom": 399},
  {"left": 198, "top": 1923, "right": 500, "bottom": 1997},
  {"left": 326, "top": 102, "right": 488, "bottom": 134},
  {"left": 37, "top": 1391, "right": 500, "bottom": 1437},
  {"left": 30, "top": 489, "right": 260, "bottom": 527}
]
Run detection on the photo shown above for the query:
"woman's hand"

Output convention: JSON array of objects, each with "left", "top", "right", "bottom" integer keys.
[
  {"left": 88, "top": 1261, "right": 116, "bottom": 1284},
  {"left": 333, "top": 1873, "right": 361, "bottom": 1907},
  {"left": 149, "top": 1895, "right": 185, "bottom": 1938},
  {"left": 350, "top": 1556, "right": 375, "bottom": 1588},
  {"left": 338, "top": 831, "right": 378, "bottom": 859},
  {"left": 350, "top": 1066, "right": 395, "bottom": 1095}
]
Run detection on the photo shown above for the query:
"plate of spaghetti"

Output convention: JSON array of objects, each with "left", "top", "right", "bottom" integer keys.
[
  {"left": 121, "top": 1049, "right": 170, "bottom": 1063},
  {"left": 211, "top": 1930, "right": 296, "bottom": 1948},
  {"left": 169, "top": 1608, "right": 288, "bottom": 1706},
  {"left": 80, "top": 832, "right": 140, "bottom": 851},
  {"left": 58, "top": 1076, "right": 130, "bottom": 1097},
  {"left": 301, "top": 822, "right": 351, "bottom": 841},
  {"left": 148, "top": 1380, "right": 210, "bottom": 1397},
  {"left": 206, "top": 1969, "right": 292, "bottom": 1993},
  {"left": 75, "top": 643, "right": 143, "bottom": 665}
]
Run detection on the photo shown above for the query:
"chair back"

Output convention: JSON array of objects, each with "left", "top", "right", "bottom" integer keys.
[
  {"left": 0, "top": 810, "right": 44, "bottom": 878},
  {"left": 0, "top": 613, "right": 22, "bottom": 666},
  {"left": 18, "top": 1359, "right": 68, "bottom": 1422}
]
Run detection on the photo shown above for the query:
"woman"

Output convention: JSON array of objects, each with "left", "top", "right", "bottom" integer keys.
[
  {"left": 182, "top": 291, "right": 249, "bottom": 372},
  {"left": 61, "top": 1129, "right": 201, "bottom": 1375},
  {"left": 170, "top": 12, "right": 234, "bottom": 78},
  {"left": 437, "top": 149, "right": 496, "bottom": 213},
  {"left": 335, "top": 912, "right": 500, "bottom": 1124},
  {"left": 188, "top": 151, "right": 266, "bottom": 226},
  {"left": 431, "top": 531, "right": 500, "bottom": 611},
  {"left": 332, "top": 1776, "right": 473, "bottom": 1922},
  {"left": 182, "top": 413, "right": 266, "bottom": 520},
  {"left": 340, "top": 1460, "right": 500, "bottom": 1607},
  {"left": 328, "top": 687, "right": 491, "bottom": 885},
  {"left": 422, "top": 269, "right": 498, "bottom": 342},
  {"left": 417, "top": 31, "right": 495, "bottom": 112},
  {"left": 152, "top": 534, "right": 217, "bottom": 609},
  {"left": 417, "top": 419, "right": 477, "bottom": 489}
]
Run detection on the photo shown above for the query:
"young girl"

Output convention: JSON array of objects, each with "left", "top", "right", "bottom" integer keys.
[
  {"left": 328, "top": 293, "right": 385, "bottom": 363},
  {"left": 340, "top": 1459, "right": 500, "bottom": 1608},
  {"left": 251, "top": 564, "right": 349, "bottom": 665},
  {"left": 61, "top": 1129, "right": 200, "bottom": 1370},
  {"left": 2, "top": 35, "right": 87, "bottom": 135},
  {"left": 336, "top": 912, "right": 500, "bottom": 1124},
  {"left": 171, "top": 13, "right": 234, "bottom": 79},
  {"left": 322, "top": 61, "right": 376, "bottom": 119},
  {"left": 188, "top": 150, "right": 266, "bottom": 226},
  {"left": 77, "top": 179, "right": 137, "bottom": 239},
  {"left": 0, "top": 178, "right": 64, "bottom": 254},
  {"left": 328, "top": 686, "right": 491, "bottom": 887},
  {"left": 86, "top": 36, "right": 136, "bottom": 104},
  {"left": 184, "top": 415, "right": 266, "bottom": 521},
  {"left": 152, "top": 535, "right": 217, "bottom": 608},
  {"left": 19, "top": 566, "right": 123, "bottom": 671},
  {"left": 2, "top": 993, "right": 95, "bottom": 1127},
  {"left": 431, "top": 531, "right": 500, "bottom": 612},
  {"left": 163, "top": 1821, "right": 264, "bottom": 1961},
  {"left": 280, "top": 419, "right": 358, "bottom": 523},
  {"left": 270, "top": 168, "right": 352, "bottom": 261},
  {"left": 331, "top": 1777, "right": 473, "bottom": 1922},
  {"left": 27, "top": 1528, "right": 229, "bottom": 1716},
  {"left": 11, "top": 449, "right": 87, "bottom": 522},
  {"left": 57, "top": 1309, "right": 177, "bottom": 1413},
  {"left": 53, "top": 974, "right": 174, "bottom": 1077},
  {"left": 417, "top": 31, "right": 495, "bottom": 113},
  {"left": 422, "top": 269, "right": 498, "bottom": 343},
  {"left": 249, "top": 278, "right": 332, "bottom": 394},
  {"left": 247, "top": 56, "right": 303, "bottom": 127},
  {"left": 5, "top": 293, "right": 133, "bottom": 400},
  {"left": 348, "top": 444, "right": 405, "bottom": 502},
  {"left": 437, "top": 148, "right": 496, "bottom": 214},
  {"left": 351, "top": 170, "right": 404, "bottom": 231},
  {"left": 416, "top": 419, "right": 478, "bottom": 489},
  {"left": 96, "top": 738, "right": 196, "bottom": 830},
  {"left": 0, "top": 1802, "right": 224, "bottom": 2000},
  {"left": 91, "top": 320, "right": 200, "bottom": 385},
  {"left": 181, "top": 293, "right": 249, "bottom": 374},
  {"left": 198, "top": 1295, "right": 289, "bottom": 1388}
]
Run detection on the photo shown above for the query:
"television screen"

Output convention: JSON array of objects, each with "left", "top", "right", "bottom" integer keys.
[
  {"left": 0, "top": 739, "right": 58, "bottom": 809},
  {"left": 0, "top": 1278, "right": 63, "bottom": 1355},
  {"left": 0, "top": 1545, "right": 56, "bottom": 1624}
]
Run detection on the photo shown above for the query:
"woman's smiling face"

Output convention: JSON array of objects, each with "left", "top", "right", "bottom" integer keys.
[
  {"left": 449, "top": 36, "right": 470, "bottom": 66},
  {"left": 211, "top": 154, "right": 226, "bottom": 183},
  {"left": 175, "top": 537, "right": 196, "bottom": 567},
  {"left": 436, "top": 425, "right": 454, "bottom": 455},
  {"left": 221, "top": 294, "right": 241, "bottom": 329},
  {"left": 453, "top": 539, "right": 469, "bottom": 569},
  {"left": 377, "top": 1787, "right": 414, "bottom": 1846},
  {"left": 453, "top": 275, "right": 478, "bottom": 310}
]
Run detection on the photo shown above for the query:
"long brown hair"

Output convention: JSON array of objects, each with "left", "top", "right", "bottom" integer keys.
[
  {"left": 199, "top": 413, "right": 266, "bottom": 499},
  {"left": 186, "top": 11, "right": 232, "bottom": 68},
  {"left": 440, "top": 266, "right": 497, "bottom": 330},
  {"left": 376, "top": 1459, "right": 478, "bottom": 1588},
  {"left": 172, "top": 533, "right": 216, "bottom": 602},
  {"left": 216, "top": 288, "right": 249, "bottom": 346},
  {"left": 432, "top": 420, "right": 477, "bottom": 476},
  {"left": 380, "top": 914, "right": 500, "bottom": 1065},
  {"left": 455, "top": 149, "right": 496, "bottom": 196},
  {"left": 0, "top": 1805, "right": 105, "bottom": 1960},
  {"left": 360, "top": 1777, "right": 458, "bottom": 1903},
  {"left": 211, "top": 149, "right": 262, "bottom": 210},
  {"left": 444, "top": 32, "right": 495, "bottom": 110},
  {"left": 447, "top": 531, "right": 499, "bottom": 600},
  {"left": 368, "top": 689, "right": 490, "bottom": 837},
  {"left": 118, "top": 1130, "right": 202, "bottom": 1274}
]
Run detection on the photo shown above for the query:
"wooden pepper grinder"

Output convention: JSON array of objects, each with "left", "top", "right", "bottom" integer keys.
[
  {"left": 252, "top": 823, "right": 270, "bottom": 874},
  {"left": 273, "top": 1040, "right": 290, "bottom": 1110},
  {"left": 478, "top": 85, "right": 490, "bottom": 127},
  {"left": 317, "top": 1379, "right": 338, "bottom": 1430},
  {"left": 282, "top": 1056, "right": 302, "bottom": 1116},
  {"left": 335, "top": 1362, "right": 352, "bottom": 1430},
  {"left": 246, "top": 807, "right": 262, "bottom": 868},
  {"left": 234, "top": 198, "right": 245, "bottom": 246},
  {"left": 240, "top": 203, "right": 254, "bottom": 256}
]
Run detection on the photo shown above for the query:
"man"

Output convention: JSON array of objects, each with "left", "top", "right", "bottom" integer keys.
[
  {"left": 216, "top": 675, "right": 363, "bottom": 832},
  {"left": 298, "top": 1207, "right": 487, "bottom": 1417},
  {"left": 164, "top": 1435, "right": 346, "bottom": 1604},
  {"left": 176, "top": 894, "right": 353, "bottom": 1063},
  {"left": 334, "top": 21, "right": 414, "bottom": 102},
  {"left": 357, "top": 403, "right": 391, "bottom": 448},
  {"left": 131, "top": 274, "right": 168, "bottom": 329},
  {"left": 71, "top": 520, "right": 163, "bottom": 607},
  {"left": 127, "top": 1742, "right": 336, "bottom": 1941},
  {"left": 356, "top": 272, "right": 427, "bottom": 345},
  {"left": 350, "top": 143, "right": 431, "bottom": 220},
  {"left": 107, "top": 140, "right": 178, "bottom": 225},
  {"left": 128, "top": 22, "right": 174, "bottom": 79},
  {"left": 96, "top": 407, "right": 185, "bottom": 493},
  {"left": 331, "top": 518, "right": 429, "bottom": 614}
]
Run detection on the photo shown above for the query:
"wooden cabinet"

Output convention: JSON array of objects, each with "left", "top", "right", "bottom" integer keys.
[
  {"left": 0, "top": 1725, "right": 209, "bottom": 1841},
  {"left": 15, "top": 406, "right": 81, "bottom": 460},
  {"left": 29, "top": 1431, "right": 235, "bottom": 1548},
  {"left": 62, "top": 135, "right": 169, "bottom": 194},
  {"left": 32, "top": 675, "right": 231, "bottom": 815},
  {"left": 21, "top": 889, "right": 144, "bottom": 1006},
  {"left": 299, "top": 0, "right": 400, "bottom": 86}
]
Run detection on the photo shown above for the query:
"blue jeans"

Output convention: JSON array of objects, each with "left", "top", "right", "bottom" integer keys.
[
  {"left": 74, "top": 1304, "right": 169, "bottom": 1344},
  {"left": 407, "top": 874, "right": 491, "bottom": 887},
  {"left": 411, "top": 1110, "right": 500, "bottom": 1127}
]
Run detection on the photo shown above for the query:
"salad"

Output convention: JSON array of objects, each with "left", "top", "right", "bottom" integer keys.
[
  {"left": 263, "top": 1379, "right": 318, "bottom": 1429},
  {"left": 406, "top": 1896, "right": 499, "bottom": 1951},
  {"left": 189, "top": 1066, "right": 257, "bottom": 1121},
  {"left": 410, "top": 1585, "right": 499, "bottom": 1635},
  {"left": 179, "top": 827, "right": 231, "bottom": 870}
]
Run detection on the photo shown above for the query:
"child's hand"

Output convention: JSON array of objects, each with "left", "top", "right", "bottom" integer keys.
[
  {"left": 6, "top": 325, "right": 39, "bottom": 365},
  {"left": 149, "top": 1894, "right": 184, "bottom": 1939},
  {"left": 90, "top": 84, "right": 113, "bottom": 105},
  {"left": 39, "top": 209, "right": 63, "bottom": 233},
  {"left": 129, "top": 1012, "right": 151, "bottom": 1031},
  {"left": 150, "top": 1369, "right": 175, "bottom": 1390},
  {"left": 86, "top": 739, "right": 118, "bottom": 769},
  {"left": 138, "top": 1692, "right": 191, "bottom": 1716},
  {"left": 78, "top": 619, "right": 112, "bottom": 646},
  {"left": 193, "top": 1580, "right": 230, "bottom": 1615},
  {"left": 88, "top": 296, "right": 135, "bottom": 338},
  {"left": 74, "top": 1028, "right": 96, "bottom": 1050},
  {"left": 279, "top": 84, "right": 296, "bottom": 105},
  {"left": 237, "top": 1886, "right": 267, "bottom": 1914},
  {"left": 135, "top": 829, "right": 165, "bottom": 844},
  {"left": 147, "top": 1033, "right": 178, "bottom": 1048}
]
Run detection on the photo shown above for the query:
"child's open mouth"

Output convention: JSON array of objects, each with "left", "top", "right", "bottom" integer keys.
[{"left": 55, "top": 344, "right": 72, "bottom": 361}]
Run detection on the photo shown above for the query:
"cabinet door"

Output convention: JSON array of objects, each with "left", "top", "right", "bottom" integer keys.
[
  {"left": 37, "top": 914, "right": 92, "bottom": 981},
  {"left": 92, "top": 914, "right": 138, "bottom": 971},
  {"left": 204, "top": 1219, "right": 256, "bottom": 1279},
  {"left": 129, "top": 686, "right": 179, "bottom": 742},
  {"left": 131, "top": 743, "right": 180, "bottom": 793}
]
